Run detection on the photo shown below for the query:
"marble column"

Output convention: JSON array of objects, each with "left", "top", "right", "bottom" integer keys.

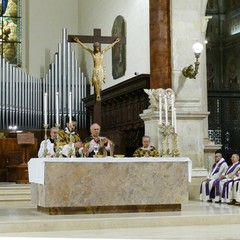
[{"left": 149, "top": 0, "right": 172, "bottom": 89}]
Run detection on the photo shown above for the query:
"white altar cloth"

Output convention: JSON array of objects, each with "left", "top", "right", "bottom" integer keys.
[{"left": 28, "top": 157, "right": 192, "bottom": 185}]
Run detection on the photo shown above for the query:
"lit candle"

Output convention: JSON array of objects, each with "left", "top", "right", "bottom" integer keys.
[
  {"left": 174, "top": 107, "right": 177, "bottom": 133},
  {"left": 164, "top": 94, "right": 168, "bottom": 125},
  {"left": 56, "top": 92, "right": 59, "bottom": 125},
  {"left": 44, "top": 92, "right": 47, "bottom": 125},
  {"left": 171, "top": 94, "right": 174, "bottom": 126},
  {"left": 159, "top": 93, "right": 162, "bottom": 125},
  {"left": 68, "top": 92, "right": 72, "bottom": 124}
]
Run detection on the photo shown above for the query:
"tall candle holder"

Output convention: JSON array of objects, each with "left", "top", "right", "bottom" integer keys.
[
  {"left": 42, "top": 124, "right": 49, "bottom": 157},
  {"left": 172, "top": 133, "right": 180, "bottom": 157},
  {"left": 67, "top": 123, "right": 75, "bottom": 158},
  {"left": 158, "top": 123, "right": 180, "bottom": 157},
  {"left": 109, "top": 140, "right": 115, "bottom": 157},
  {"left": 54, "top": 123, "right": 61, "bottom": 157}
]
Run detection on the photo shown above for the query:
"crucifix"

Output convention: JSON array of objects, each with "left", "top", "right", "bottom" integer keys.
[{"left": 68, "top": 29, "right": 126, "bottom": 125}]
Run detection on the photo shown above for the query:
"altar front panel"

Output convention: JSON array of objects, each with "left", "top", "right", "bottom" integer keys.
[{"left": 29, "top": 157, "right": 191, "bottom": 213}]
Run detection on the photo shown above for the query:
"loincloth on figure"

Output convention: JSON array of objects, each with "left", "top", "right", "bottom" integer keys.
[{"left": 92, "top": 67, "right": 106, "bottom": 85}]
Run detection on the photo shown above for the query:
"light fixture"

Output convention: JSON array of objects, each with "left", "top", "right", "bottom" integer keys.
[
  {"left": 182, "top": 42, "right": 204, "bottom": 79},
  {"left": 8, "top": 125, "right": 18, "bottom": 131}
]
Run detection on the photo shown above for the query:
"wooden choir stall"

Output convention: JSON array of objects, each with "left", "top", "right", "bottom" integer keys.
[{"left": 0, "top": 132, "right": 38, "bottom": 183}]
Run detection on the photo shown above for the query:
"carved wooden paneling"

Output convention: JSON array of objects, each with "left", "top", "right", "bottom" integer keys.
[
  {"left": 6, "top": 151, "right": 22, "bottom": 166},
  {"left": 0, "top": 140, "right": 6, "bottom": 181},
  {"left": 0, "top": 138, "right": 38, "bottom": 182}
]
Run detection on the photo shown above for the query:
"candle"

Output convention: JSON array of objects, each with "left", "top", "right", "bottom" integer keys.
[
  {"left": 164, "top": 94, "right": 168, "bottom": 125},
  {"left": 159, "top": 93, "right": 162, "bottom": 125},
  {"left": 174, "top": 107, "right": 177, "bottom": 133},
  {"left": 56, "top": 92, "right": 59, "bottom": 125},
  {"left": 68, "top": 92, "right": 72, "bottom": 124},
  {"left": 44, "top": 92, "right": 47, "bottom": 125},
  {"left": 171, "top": 94, "right": 174, "bottom": 126}
]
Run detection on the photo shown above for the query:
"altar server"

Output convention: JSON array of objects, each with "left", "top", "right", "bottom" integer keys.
[
  {"left": 58, "top": 116, "right": 83, "bottom": 157},
  {"left": 38, "top": 127, "right": 58, "bottom": 158},
  {"left": 133, "top": 136, "right": 159, "bottom": 157}
]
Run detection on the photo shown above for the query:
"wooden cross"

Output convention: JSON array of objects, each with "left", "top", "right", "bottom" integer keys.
[
  {"left": 68, "top": 29, "right": 126, "bottom": 125},
  {"left": 68, "top": 28, "right": 126, "bottom": 45}
]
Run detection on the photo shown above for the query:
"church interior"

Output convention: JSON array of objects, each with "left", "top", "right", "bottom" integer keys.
[{"left": 1, "top": 0, "right": 240, "bottom": 239}]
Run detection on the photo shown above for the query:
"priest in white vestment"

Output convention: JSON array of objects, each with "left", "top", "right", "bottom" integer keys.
[
  {"left": 38, "top": 127, "right": 58, "bottom": 158},
  {"left": 226, "top": 169, "right": 240, "bottom": 204},
  {"left": 200, "top": 151, "right": 228, "bottom": 202},
  {"left": 213, "top": 153, "right": 240, "bottom": 203}
]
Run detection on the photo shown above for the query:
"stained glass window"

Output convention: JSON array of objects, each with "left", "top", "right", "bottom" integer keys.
[{"left": 0, "top": 0, "right": 21, "bottom": 65}]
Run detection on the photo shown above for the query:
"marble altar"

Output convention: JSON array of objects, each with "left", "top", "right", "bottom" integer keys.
[{"left": 28, "top": 157, "right": 191, "bottom": 214}]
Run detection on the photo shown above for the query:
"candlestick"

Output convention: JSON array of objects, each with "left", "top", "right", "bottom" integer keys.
[
  {"left": 56, "top": 92, "right": 59, "bottom": 125},
  {"left": 164, "top": 94, "right": 168, "bottom": 125},
  {"left": 171, "top": 94, "right": 174, "bottom": 126},
  {"left": 42, "top": 123, "right": 49, "bottom": 157},
  {"left": 159, "top": 93, "right": 162, "bottom": 125},
  {"left": 55, "top": 123, "right": 61, "bottom": 157},
  {"left": 69, "top": 92, "right": 72, "bottom": 124},
  {"left": 44, "top": 92, "right": 47, "bottom": 125}
]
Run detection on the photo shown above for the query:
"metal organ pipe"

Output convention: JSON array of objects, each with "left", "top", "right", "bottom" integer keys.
[
  {"left": 41, "top": 28, "right": 87, "bottom": 129},
  {"left": 0, "top": 28, "right": 87, "bottom": 130}
]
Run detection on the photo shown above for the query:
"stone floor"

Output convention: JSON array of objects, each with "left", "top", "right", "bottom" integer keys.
[{"left": 0, "top": 200, "right": 240, "bottom": 239}]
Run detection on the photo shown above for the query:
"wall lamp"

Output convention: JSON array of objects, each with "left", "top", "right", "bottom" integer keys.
[{"left": 182, "top": 42, "right": 204, "bottom": 79}]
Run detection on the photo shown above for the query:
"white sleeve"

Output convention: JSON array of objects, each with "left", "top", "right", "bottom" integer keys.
[
  {"left": 37, "top": 141, "right": 45, "bottom": 158},
  {"left": 105, "top": 141, "right": 111, "bottom": 151}
]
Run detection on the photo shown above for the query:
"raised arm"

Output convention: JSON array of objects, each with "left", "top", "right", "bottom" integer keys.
[
  {"left": 102, "top": 38, "right": 121, "bottom": 53},
  {"left": 74, "top": 37, "right": 93, "bottom": 54}
]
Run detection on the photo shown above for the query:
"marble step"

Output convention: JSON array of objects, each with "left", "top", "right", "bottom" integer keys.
[
  {"left": 0, "top": 183, "right": 31, "bottom": 202},
  {"left": 0, "top": 202, "right": 240, "bottom": 234},
  {"left": 0, "top": 201, "right": 240, "bottom": 234}
]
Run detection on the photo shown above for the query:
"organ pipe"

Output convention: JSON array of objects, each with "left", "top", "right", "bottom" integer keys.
[{"left": 0, "top": 28, "right": 87, "bottom": 130}]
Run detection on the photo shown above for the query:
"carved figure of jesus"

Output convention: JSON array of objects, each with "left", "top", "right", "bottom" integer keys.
[{"left": 74, "top": 37, "right": 120, "bottom": 101}]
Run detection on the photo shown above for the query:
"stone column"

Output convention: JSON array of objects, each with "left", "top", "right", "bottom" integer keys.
[
  {"left": 149, "top": 0, "right": 171, "bottom": 89},
  {"left": 169, "top": 0, "right": 221, "bottom": 199}
]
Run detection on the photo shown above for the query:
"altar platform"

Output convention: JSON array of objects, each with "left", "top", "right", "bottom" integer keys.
[
  {"left": 0, "top": 198, "right": 240, "bottom": 239},
  {"left": 28, "top": 157, "right": 191, "bottom": 214}
]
